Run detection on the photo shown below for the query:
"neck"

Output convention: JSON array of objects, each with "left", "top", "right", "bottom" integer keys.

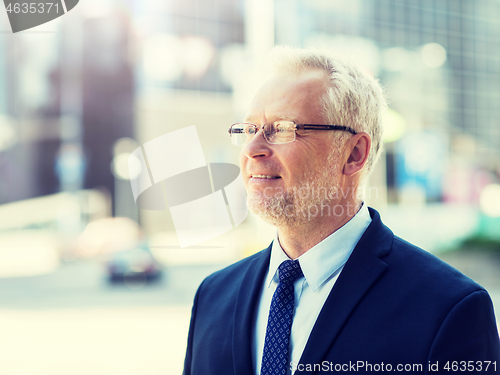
[{"left": 276, "top": 199, "right": 361, "bottom": 259}]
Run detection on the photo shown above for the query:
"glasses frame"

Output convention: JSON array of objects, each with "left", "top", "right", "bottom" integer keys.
[{"left": 228, "top": 121, "right": 358, "bottom": 145}]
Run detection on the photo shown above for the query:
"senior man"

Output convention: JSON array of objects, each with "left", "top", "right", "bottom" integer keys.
[{"left": 183, "top": 47, "right": 500, "bottom": 375}]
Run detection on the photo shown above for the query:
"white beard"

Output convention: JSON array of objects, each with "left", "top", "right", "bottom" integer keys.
[{"left": 247, "top": 151, "right": 343, "bottom": 227}]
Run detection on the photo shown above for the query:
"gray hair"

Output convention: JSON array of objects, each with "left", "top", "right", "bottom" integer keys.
[{"left": 265, "top": 46, "right": 387, "bottom": 179}]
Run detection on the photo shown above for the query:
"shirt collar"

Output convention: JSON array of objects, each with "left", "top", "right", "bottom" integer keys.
[{"left": 266, "top": 203, "right": 372, "bottom": 292}]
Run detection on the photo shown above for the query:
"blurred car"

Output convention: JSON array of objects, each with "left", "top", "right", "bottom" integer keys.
[{"left": 106, "top": 246, "right": 163, "bottom": 283}]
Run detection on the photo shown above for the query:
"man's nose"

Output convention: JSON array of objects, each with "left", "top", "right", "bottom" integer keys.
[{"left": 242, "top": 128, "right": 272, "bottom": 159}]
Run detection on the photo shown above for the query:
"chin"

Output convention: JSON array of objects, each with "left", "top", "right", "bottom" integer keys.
[{"left": 247, "top": 195, "right": 300, "bottom": 227}]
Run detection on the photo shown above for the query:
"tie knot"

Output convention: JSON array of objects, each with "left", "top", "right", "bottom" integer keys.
[{"left": 278, "top": 260, "right": 303, "bottom": 284}]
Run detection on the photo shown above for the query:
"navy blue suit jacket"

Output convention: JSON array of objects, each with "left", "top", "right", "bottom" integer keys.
[{"left": 183, "top": 208, "right": 500, "bottom": 374}]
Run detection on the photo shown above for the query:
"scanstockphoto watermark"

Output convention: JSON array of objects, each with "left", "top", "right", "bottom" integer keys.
[
  {"left": 273, "top": 199, "right": 361, "bottom": 221},
  {"left": 290, "top": 360, "right": 497, "bottom": 373},
  {"left": 290, "top": 361, "right": 424, "bottom": 373},
  {"left": 253, "top": 184, "right": 379, "bottom": 202}
]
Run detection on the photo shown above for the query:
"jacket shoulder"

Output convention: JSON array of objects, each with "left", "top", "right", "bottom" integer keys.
[
  {"left": 389, "top": 235, "right": 485, "bottom": 298},
  {"left": 201, "top": 247, "right": 269, "bottom": 289}
]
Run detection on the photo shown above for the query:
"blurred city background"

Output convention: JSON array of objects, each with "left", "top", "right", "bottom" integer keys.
[{"left": 0, "top": 0, "right": 499, "bottom": 373}]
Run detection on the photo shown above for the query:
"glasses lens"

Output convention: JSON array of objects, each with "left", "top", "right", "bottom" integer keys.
[
  {"left": 230, "top": 122, "right": 296, "bottom": 145},
  {"left": 230, "top": 124, "right": 254, "bottom": 145},
  {"left": 265, "top": 121, "right": 296, "bottom": 144}
]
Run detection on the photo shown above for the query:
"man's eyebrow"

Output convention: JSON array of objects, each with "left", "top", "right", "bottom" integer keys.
[
  {"left": 271, "top": 111, "right": 300, "bottom": 122},
  {"left": 281, "top": 115, "right": 298, "bottom": 123},
  {"left": 242, "top": 115, "right": 298, "bottom": 124}
]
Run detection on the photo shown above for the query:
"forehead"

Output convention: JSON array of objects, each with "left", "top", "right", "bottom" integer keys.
[{"left": 245, "top": 70, "right": 328, "bottom": 124}]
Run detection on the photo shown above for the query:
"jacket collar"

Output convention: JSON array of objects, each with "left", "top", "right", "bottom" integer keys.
[
  {"left": 232, "top": 244, "right": 272, "bottom": 375},
  {"left": 297, "top": 207, "right": 393, "bottom": 373}
]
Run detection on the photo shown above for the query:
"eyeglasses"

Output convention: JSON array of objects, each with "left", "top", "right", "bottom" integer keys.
[{"left": 228, "top": 121, "right": 357, "bottom": 146}]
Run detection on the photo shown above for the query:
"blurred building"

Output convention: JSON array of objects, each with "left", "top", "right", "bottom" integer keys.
[
  {"left": 134, "top": 0, "right": 246, "bottom": 234},
  {"left": 0, "top": 6, "right": 136, "bottom": 218},
  {"left": 0, "top": 0, "right": 499, "bottom": 231},
  {"left": 136, "top": 0, "right": 244, "bottom": 92},
  {"left": 0, "top": 26, "right": 61, "bottom": 203},
  {"left": 80, "top": 12, "right": 135, "bottom": 215},
  {"left": 273, "top": 0, "right": 500, "bottom": 204}
]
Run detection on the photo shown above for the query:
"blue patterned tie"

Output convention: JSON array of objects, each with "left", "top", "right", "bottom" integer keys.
[{"left": 260, "top": 260, "right": 303, "bottom": 375}]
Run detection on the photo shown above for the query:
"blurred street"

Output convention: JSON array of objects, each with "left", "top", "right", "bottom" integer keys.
[
  {"left": 0, "top": 250, "right": 499, "bottom": 375},
  {"left": 0, "top": 261, "right": 229, "bottom": 375},
  {"left": 0, "top": 259, "right": 228, "bottom": 310}
]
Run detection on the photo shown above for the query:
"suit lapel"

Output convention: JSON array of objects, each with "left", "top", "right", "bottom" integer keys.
[
  {"left": 232, "top": 245, "right": 272, "bottom": 375},
  {"left": 298, "top": 208, "right": 393, "bottom": 374}
]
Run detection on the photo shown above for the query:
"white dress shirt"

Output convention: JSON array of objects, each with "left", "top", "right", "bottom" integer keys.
[{"left": 253, "top": 203, "right": 372, "bottom": 375}]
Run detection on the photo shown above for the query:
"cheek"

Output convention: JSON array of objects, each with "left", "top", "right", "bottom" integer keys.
[{"left": 288, "top": 147, "right": 335, "bottom": 180}]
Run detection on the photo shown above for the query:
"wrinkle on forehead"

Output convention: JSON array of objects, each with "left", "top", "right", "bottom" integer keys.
[{"left": 245, "top": 70, "right": 328, "bottom": 126}]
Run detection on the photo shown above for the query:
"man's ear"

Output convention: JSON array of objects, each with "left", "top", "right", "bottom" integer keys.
[{"left": 343, "top": 132, "right": 371, "bottom": 176}]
